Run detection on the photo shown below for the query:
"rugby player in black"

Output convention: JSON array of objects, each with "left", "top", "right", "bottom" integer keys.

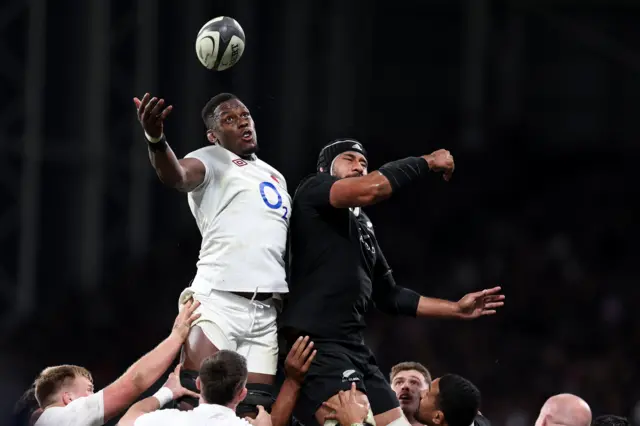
[
  {"left": 280, "top": 139, "right": 505, "bottom": 426},
  {"left": 414, "top": 374, "right": 483, "bottom": 426}
]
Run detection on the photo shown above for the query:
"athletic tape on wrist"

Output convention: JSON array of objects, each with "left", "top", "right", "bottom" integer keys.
[
  {"left": 145, "top": 132, "right": 164, "bottom": 143},
  {"left": 152, "top": 387, "right": 174, "bottom": 407},
  {"left": 146, "top": 134, "right": 168, "bottom": 152}
]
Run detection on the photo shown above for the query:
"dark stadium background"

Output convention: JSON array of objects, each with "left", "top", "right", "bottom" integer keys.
[{"left": 1, "top": 0, "right": 638, "bottom": 424}]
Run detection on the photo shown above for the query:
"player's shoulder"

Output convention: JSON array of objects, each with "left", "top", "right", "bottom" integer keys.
[
  {"left": 34, "top": 398, "right": 102, "bottom": 426},
  {"left": 255, "top": 158, "right": 287, "bottom": 183},
  {"left": 293, "top": 173, "right": 335, "bottom": 198},
  {"left": 134, "top": 408, "right": 187, "bottom": 425},
  {"left": 185, "top": 144, "right": 227, "bottom": 162}
]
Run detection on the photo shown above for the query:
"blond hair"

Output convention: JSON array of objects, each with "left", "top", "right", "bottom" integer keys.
[
  {"left": 34, "top": 365, "right": 92, "bottom": 407},
  {"left": 389, "top": 361, "right": 432, "bottom": 386}
]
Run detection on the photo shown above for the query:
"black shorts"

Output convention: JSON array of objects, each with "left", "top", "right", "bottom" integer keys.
[{"left": 289, "top": 337, "right": 399, "bottom": 426}]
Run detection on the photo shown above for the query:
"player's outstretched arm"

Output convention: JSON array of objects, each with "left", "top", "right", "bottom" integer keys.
[
  {"left": 133, "top": 93, "right": 206, "bottom": 192},
  {"left": 99, "top": 300, "right": 200, "bottom": 422},
  {"left": 270, "top": 336, "right": 317, "bottom": 426},
  {"left": 372, "top": 248, "right": 504, "bottom": 319},
  {"left": 329, "top": 149, "right": 454, "bottom": 209}
]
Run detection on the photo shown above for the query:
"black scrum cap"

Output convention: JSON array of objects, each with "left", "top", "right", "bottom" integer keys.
[{"left": 317, "top": 139, "right": 367, "bottom": 174}]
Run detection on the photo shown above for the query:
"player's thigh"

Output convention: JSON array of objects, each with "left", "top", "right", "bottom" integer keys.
[
  {"left": 363, "top": 365, "right": 404, "bottom": 424},
  {"left": 293, "top": 343, "right": 367, "bottom": 426},
  {"left": 237, "top": 298, "right": 279, "bottom": 378},
  {"left": 179, "top": 288, "right": 238, "bottom": 369}
]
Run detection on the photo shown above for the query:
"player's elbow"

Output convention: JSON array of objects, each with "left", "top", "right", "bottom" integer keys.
[
  {"left": 374, "top": 299, "right": 400, "bottom": 316},
  {"left": 117, "top": 367, "right": 147, "bottom": 395}
]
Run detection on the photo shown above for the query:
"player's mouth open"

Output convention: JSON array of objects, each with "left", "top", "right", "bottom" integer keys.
[
  {"left": 398, "top": 393, "right": 412, "bottom": 401},
  {"left": 241, "top": 130, "right": 254, "bottom": 141}
]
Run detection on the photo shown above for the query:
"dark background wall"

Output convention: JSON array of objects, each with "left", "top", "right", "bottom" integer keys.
[{"left": 1, "top": 0, "right": 638, "bottom": 424}]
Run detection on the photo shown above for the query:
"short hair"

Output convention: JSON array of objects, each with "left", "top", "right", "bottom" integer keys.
[
  {"left": 199, "top": 350, "right": 248, "bottom": 405},
  {"left": 436, "top": 374, "right": 480, "bottom": 426},
  {"left": 201, "top": 92, "right": 238, "bottom": 129},
  {"left": 389, "top": 361, "right": 432, "bottom": 386},
  {"left": 34, "top": 365, "right": 92, "bottom": 407},
  {"left": 593, "top": 415, "right": 630, "bottom": 426}
]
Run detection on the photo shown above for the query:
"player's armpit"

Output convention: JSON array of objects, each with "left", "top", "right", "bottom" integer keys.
[
  {"left": 329, "top": 172, "right": 393, "bottom": 208},
  {"left": 148, "top": 143, "right": 206, "bottom": 192},
  {"left": 176, "top": 157, "right": 207, "bottom": 192}
]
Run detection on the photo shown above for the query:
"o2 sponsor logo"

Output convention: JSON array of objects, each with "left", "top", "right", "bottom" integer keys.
[{"left": 259, "top": 181, "right": 288, "bottom": 220}]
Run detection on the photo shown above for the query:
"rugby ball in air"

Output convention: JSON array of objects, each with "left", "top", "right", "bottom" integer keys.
[{"left": 195, "top": 16, "right": 245, "bottom": 71}]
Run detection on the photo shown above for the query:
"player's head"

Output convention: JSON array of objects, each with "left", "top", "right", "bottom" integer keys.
[
  {"left": 390, "top": 361, "right": 432, "bottom": 419},
  {"left": 592, "top": 415, "right": 630, "bottom": 426},
  {"left": 197, "top": 350, "right": 248, "bottom": 409},
  {"left": 414, "top": 374, "right": 480, "bottom": 426},
  {"left": 534, "top": 394, "right": 591, "bottom": 426},
  {"left": 33, "top": 365, "right": 94, "bottom": 409},
  {"left": 317, "top": 139, "right": 368, "bottom": 179},
  {"left": 201, "top": 93, "right": 257, "bottom": 158},
  {"left": 13, "top": 385, "right": 42, "bottom": 426}
]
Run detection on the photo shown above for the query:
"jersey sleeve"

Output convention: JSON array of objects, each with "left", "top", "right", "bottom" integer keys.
[
  {"left": 184, "top": 147, "right": 225, "bottom": 192},
  {"left": 372, "top": 246, "right": 420, "bottom": 317},
  {"left": 65, "top": 390, "right": 105, "bottom": 426},
  {"left": 295, "top": 173, "right": 338, "bottom": 208}
]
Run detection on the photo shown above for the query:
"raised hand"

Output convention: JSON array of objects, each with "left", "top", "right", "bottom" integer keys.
[
  {"left": 171, "top": 299, "right": 201, "bottom": 341},
  {"left": 133, "top": 93, "right": 173, "bottom": 140},
  {"left": 423, "top": 149, "right": 455, "bottom": 181},
  {"left": 456, "top": 286, "right": 505, "bottom": 319},
  {"left": 163, "top": 364, "right": 200, "bottom": 401},
  {"left": 284, "top": 336, "right": 317, "bottom": 384}
]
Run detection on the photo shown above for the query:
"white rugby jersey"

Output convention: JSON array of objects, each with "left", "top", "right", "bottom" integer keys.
[
  {"left": 35, "top": 391, "right": 104, "bottom": 426},
  {"left": 184, "top": 145, "right": 290, "bottom": 294},
  {"left": 134, "top": 403, "right": 251, "bottom": 426}
]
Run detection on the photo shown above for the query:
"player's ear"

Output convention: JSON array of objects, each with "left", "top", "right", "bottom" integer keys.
[
  {"left": 195, "top": 376, "right": 202, "bottom": 391},
  {"left": 433, "top": 410, "right": 444, "bottom": 425},
  {"left": 206, "top": 129, "right": 217, "bottom": 144},
  {"left": 237, "top": 386, "right": 248, "bottom": 403},
  {"left": 61, "top": 391, "right": 73, "bottom": 405}
]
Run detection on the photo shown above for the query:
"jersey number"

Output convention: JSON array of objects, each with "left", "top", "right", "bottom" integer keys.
[{"left": 259, "top": 181, "right": 288, "bottom": 220}]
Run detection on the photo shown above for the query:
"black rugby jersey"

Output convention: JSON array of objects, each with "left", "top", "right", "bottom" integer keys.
[{"left": 280, "top": 173, "right": 419, "bottom": 340}]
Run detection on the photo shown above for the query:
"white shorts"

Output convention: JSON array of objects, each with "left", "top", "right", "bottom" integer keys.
[{"left": 178, "top": 287, "right": 279, "bottom": 375}]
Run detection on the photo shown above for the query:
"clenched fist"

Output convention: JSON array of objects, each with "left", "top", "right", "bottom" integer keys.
[{"left": 423, "top": 149, "right": 455, "bottom": 181}]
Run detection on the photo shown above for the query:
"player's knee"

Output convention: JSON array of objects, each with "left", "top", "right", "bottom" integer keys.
[
  {"left": 175, "top": 368, "right": 200, "bottom": 409},
  {"left": 236, "top": 383, "right": 275, "bottom": 418}
]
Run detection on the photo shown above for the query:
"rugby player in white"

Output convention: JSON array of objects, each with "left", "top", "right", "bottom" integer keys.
[
  {"left": 31, "top": 300, "right": 200, "bottom": 426},
  {"left": 133, "top": 92, "right": 290, "bottom": 414}
]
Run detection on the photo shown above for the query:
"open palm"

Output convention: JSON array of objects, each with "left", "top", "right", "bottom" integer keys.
[{"left": 457, "top": 286, "right": 505, "bottom": 319}]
